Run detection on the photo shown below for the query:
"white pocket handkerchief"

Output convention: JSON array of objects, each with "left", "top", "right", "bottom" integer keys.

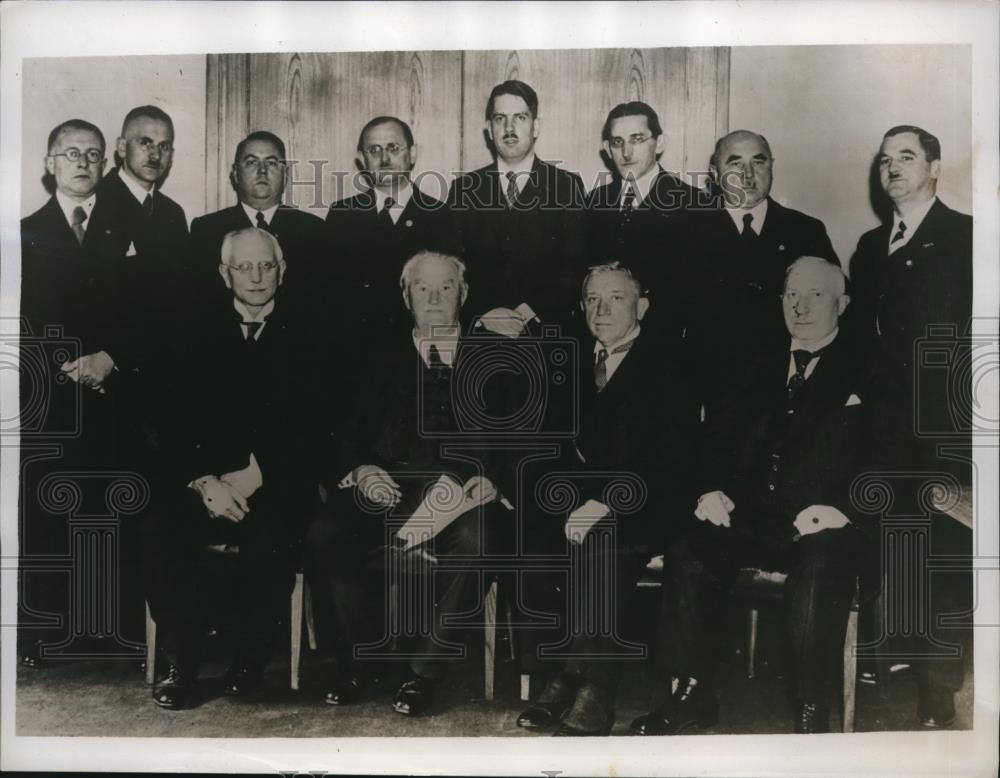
[
  {"left": 845, "top": 393, "right": 862, "bottom": 407},
  {"left": 125, "top": 241, "right": 138, "bottom": 257}
]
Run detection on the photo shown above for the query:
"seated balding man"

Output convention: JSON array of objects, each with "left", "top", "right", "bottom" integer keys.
[
  {"left": 305, "top": 250, "right": 508, "bottom": 718},
  {"left": 140, "top": 227, "right": 325, "bottom": 710},
  {"left": 632, "top": 257, "right": 872, "bottom": 735}
]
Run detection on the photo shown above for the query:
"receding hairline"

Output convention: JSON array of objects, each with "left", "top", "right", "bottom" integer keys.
[
  {"left": 784, "top": 256, "right": 846, "bottom": 296},
  {"left": 399, "top": 251, "right": 467, "bottom": 292},
  {"left": 220, "top": 226, "right": 284, "bottom": 265}
]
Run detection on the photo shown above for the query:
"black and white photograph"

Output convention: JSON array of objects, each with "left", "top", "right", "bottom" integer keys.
[{"left": 1, "top": 2, "right": 997, "bottom": 775}]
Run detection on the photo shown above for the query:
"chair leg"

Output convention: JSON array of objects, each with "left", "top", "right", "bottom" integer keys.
[
  {"left": 872, "top": 577, "right": 892, "bottom": 701},
  {"left": 520, "top": 673, "right": 531, "bottom": 702},
  {"left": 484, "top": 579, "right": 497, "bottom": 701},
  {"left": 145, "top": 601, "right": 156, "bottom": 685},
  {"left": 290, "top": 571, "right": 304, "bottom": 691},
  {"left": 304, "top": 578, "right": 318, "bottom": 651},
  {"left": 842, "top": 607, "right": 859, "bottom": 733},
  {"left": 746, "top": 607, "right": 759, "bottom": 680},
  {"left": 504, "top": 600, "right": 516, "bottom": 662}
]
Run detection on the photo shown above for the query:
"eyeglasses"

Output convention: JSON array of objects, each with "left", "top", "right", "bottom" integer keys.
[
  {"left": 50, "top": 148, "right": 104, "bottom": 164},
  {"left": 134, "top": 138, "right": 174, "bottom": 154},
  {"left": 364, "top": 143, "right": 406, "bottom": 156},
  {"left": 608, "top": 134, "right": 653, "bottom": 149},
  {"left": 223, "top": 261, "right": 279, "bottom": 274}
]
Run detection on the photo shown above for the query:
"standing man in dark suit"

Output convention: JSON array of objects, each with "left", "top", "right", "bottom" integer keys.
[
  {"left": 326, "top": 116, "right": 452, "bottom": 349},
  {"left": 140, "top": 227, "right": 323, "bottom": 710},
  {"left": 448, "top": 80, "right": 587, "bottom": 335},
  {"left": 631, "top": 257, "right": 870, "bottom": 736},
  {"left": 516, "top": 263, "right": 698, "bottom": 736},
  {"left": 190, "top": 130, "right": 328, "bottom": 311},
  {"left": 585, "top": 102, "right": 703, "bottom": 342},
  {"left": 685, "top": 130, "right": 839, "bottom": 420},
  {"left": 848, "top": 126, "right": 973, "bottom": 729}
]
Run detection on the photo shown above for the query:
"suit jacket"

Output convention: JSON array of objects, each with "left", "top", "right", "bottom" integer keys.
[
  {"left": 584, "top": 169, "right": 704, "bottom": 341},
  {"left": 326, "top": 186, "right": 452, "bottom": 347},
  {"left": 190, "top": 203, "right": 329, "bottom": 310},
  {"left": 702, "top": 332, "right": 870, "bottom": 541},
  {"left": 448, "top": 158, "right": 587, "bottom": 328},
  {"left": 847, "top": 198, "right": 973, "bottom": 479},
  {"left": 683, "top": 196, "right": 838, "bottom": 419},
  {"left": 83, "top": 169, "right": 190, "bottom": 372},
  {"left": 572, "top": 330, "right": 700, "bottom": 550}
]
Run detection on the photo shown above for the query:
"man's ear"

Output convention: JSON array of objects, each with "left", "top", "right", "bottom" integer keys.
[
  {"left": 837, "top": 293, "right": 851, "bottom": 316},
  {"left": 402, "top": 287, "right": 412, "bottom": 312},
  {"left": 601, "top": 140, "right": 611, "bottom": 158},
  {"left": 355, "top": 151, "right": 365, "bottom": 172},
  {"left": 636, "top": 296, "right": 650, "bottom": 321},
  {"left": 277, "top": 260, "right": 287, "bottom": 287},
  {"left": 218, "top": 264, "right": 233, "bottom": 290},
  {"left": 44, "top": 155, "right": 55, "bottom": 177},
  {"left": 930, "top": 158, "right": 942, "bottom": 181},
  {"left": 531, "top": 117, "right": 540, "bottom": 140},
  {"left": 654, "top": 134, "right": 666, "bottom": 157},
  {"left": 460, "top": 283, "right": 469, "bottom": 306},
  {"left": 116, "top": 137, "right": 127, "bottom": 162},
  {"left": 229, "top": 165, "right": 238, "bottom": 193},
  {"left": 409, "top": 144, "right": 417, "bottom": 169}
]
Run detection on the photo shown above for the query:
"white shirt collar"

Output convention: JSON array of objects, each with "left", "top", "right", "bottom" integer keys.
[
  {"left": 620, "top": 165, "right": 661, "bottom": 208},
  {"left": 725, "top": 197, "right": 769, "bottom": 235},
  {"left": 373, "top": 181, "right": 413, "bottom": 214},
  {"left": 890, "top": 195, "right": 936, "bottom": 250},
  {"left": 594, "top": 324, "right": 642, "bottom": 356},
  {"left": 55, "top": 190, "right": 97, "bottom": 228},
  {"left": 497, "top": 152, "right": 536, "bottom": 179},
  {"left": 118, "top": 165, "right": 155, "bottom": 204},
  {"left": 241, "top": 202, "right": 280, "bottom": 226},
  {"left": 790, "top": 326, "right": 839, "bottom": 355},
  {"left": 413, "top": 327, "right": 459, "bottom": 367},
  {"left": 233, "top": 297, "right": 274, "bottom": 324}
]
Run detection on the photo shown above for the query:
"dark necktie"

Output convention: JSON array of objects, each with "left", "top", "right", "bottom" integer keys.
[
  {"left": 740, "top": 212, "right": 757, "bottom": 251},
  {"left": 890, "top": 220, "right": 907, "bottom": 249},
  {"left": 505, "top": 172, "right": 519, "bottom": 208},
  {"left": 255, "top": 210, "right": 271, "bottom": 232},
  {"left": 428, "top": 343, "right": 445, "bottom": 367},
  {"left": 787, "top": 348, "right": 816, "bottom": 400},
  {"left": 243, "top": 321, "right": 263, "bottom": 341},
  {"left": 142, "top": 193, "right": 154, "bottom": 217},
  {"left": 594, "top": 339, "right": 635, "bottom": 392},
  {"left": 71, "top": 206, "right": 87, "bottom": 246},
  {"left": 379, "top": 197, "right": 395, "bottom": 227},
  {"left": 620, "top": 183, "right": 637, "bottom": 223}
]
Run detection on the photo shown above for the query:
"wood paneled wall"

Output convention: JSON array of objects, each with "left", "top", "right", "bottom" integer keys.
[{"left": 206, "top": 48, "right": 729, "bottom": 218}]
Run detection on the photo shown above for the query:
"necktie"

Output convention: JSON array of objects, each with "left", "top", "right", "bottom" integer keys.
[
  {"left": 71, "top": 206, "right": 87, "bottom": 246},
  {"left": 620, "top": 183, "right": 637, "bottom": 222},
  {"left": 255, "top": 211, "right": 270, "bottom": 232},
  {"left": 142, "top": 193, "right": 154, "bottom": 217},
  {"left": 505, "top": 172, "right": 519, "bottom": 208},
  {"left": 787, "top": 348, "right": 816, "bottom": 400},
  {"left": 428, "top": 343, "right": 445, "bottom": 367},
  {"left": 890, "top": 220, "right": 907, "bottom": 251},
  {"left": 379, "top": 197, "right": 396, "bottom": 228},
  {"left": 740, "top": 213, "right": 757, "bottom": 251},
  {"left": 243, "top": 321, "right": 263, "bottom": 341},
  {"left": 594, "top": 339, "right": 635, "bottom": 392}
]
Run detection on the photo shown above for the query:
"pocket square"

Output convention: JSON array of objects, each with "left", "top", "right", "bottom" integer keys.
[
  {"left": 125, "top": 241, "right": 138, "bottom": 257},
  {"left": 845, "top": 393, "right": 862, "bottom": 407}
]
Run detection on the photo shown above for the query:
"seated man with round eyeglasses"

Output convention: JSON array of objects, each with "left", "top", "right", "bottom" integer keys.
[{"left": 138, "top": 227, "right": 328, "bottom": 710}]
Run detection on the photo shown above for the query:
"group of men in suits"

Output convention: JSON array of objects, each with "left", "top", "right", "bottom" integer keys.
[{"left": 20, "top": 78, "right": 972, "bottom": 735}]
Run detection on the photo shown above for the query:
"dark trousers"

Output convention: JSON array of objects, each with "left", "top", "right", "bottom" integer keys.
[
  {"left": 304, "top": 488, "right": 504, "bottom": 680},
  {"left": 137, "top": 487, "right": 299, "bottom": 672},
  {"left": 657, "top": 518, "right": 863, "bottom": 702}
]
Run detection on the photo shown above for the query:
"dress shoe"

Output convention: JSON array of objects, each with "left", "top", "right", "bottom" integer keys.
[
  {"left": 152, "top": 664, "right": 195, "bottom": 710},
  {"left": 917, "top": 685, "right": 956, "bottom": 728},
  {"left": 19, "top": 641, "right": 44, "bottom": 669},
  {"left": 325, "top": 674, "right": 365, "bottom": 706},
  {"left": 553, "top": 681, "right": 614, "bottom": 736},
  {"left": 517, "top": 674, "right": 581, "bottom": 729},
  {"left": 629, "top": 678, "right": 718, "bottom": 736},
  {"left": 392, "top": 675, "right": 437, "bottom": 716},
  {"left": 223, "top": 660, "right": 265, "bottom": 696},
  {"left": 793, "top": 701, "right": 830, "bottom": 734}
]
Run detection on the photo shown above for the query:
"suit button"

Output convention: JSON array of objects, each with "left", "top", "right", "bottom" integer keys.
[
  {"left": 771, "top": 464, "right": 779, "bottom": 472},
  {"left": 768, "top": 483, "right": 775, "bottom": 491},
  {"left": 905, "top": 260, "right": 913, "bottom": 267}
]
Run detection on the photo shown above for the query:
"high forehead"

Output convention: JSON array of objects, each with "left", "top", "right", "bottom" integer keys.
[
  {"left": 585, "top": 270, "right": 636, "bottom": 296},
  {"left": 239, "top": 139, "right": 282, "bottom": 160},
  {"left": 124, "top": 116, "right": 173, "bottom": 140},
  {"left": 608, "top": 114, "right": 652, "bottom": 137},
  {"left": 229, "top": 231, "right": 276, "bottom": 260},
  {"left": 410, "top": 255, "right": 459, "bottom": 283},
  {"left": 362, "top": 120, "right": 407, "bottom": 145},
  {"left": 719, "top": 133, "right": 769, "bottom": 161},
  {"left": 491, "top": 94, "right": 531, "bottom": 115},
  {"left": 785, "top": 259, "right": 839, "bottom": 291},
  {"left": 880, "top": 132, "right": 925, "bottom": 157},
  {"left": 52, "top": 128, "right": 104, "bottom": 152}
]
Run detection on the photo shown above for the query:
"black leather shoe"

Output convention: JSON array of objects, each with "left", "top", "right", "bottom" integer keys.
[
  {"left": 629, "top": 679, "right": 718, "bottom": 736},
  {"left": 325, "top": 674, "right": 365, "bottom": 706},
  {"left": 918, "top": 685, "right": 956, "bottom": 728},
  {"left": 223, "top": 660, "right": 265, "bottom": 696},
  {"left": 517, "top": 674, "right": 581, "bottom": 729},
  {"left": 793, "top": 701, "right": 830, "bottom": 733},
  {"left": 152, "top": 664, "right": 195, "bottom": 710},
  {"left": 392, "top": 675, "right": 437, "bottom": 716},
  {"left": 19, "top": 641, "right": 44, "bottom": 669},
  {"left": 553, "top": 682, "right": 614, "bottom": 736}
]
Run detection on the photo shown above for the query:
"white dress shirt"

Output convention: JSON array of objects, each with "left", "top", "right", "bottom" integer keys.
[
  {"left": 241, "top": 202, "right": 279, "bottom": 228},
  {"left": 413, "top": 327, "right": 460, "bottom": 367},
  {"left": 594, "top": 324, "right": 641, "bottom": 384},
  {"left": 620, "top": 165, "right": 661, "bottom": 209},
  {"left": 55, "top": 190, "right": 96, "bottom": 230},
  {"left": 726, "top": 197, "right": 769, "bottom": 235},
  {"left": 233, "top": 298, "right": 274, "bottom": 341},
  {"left": 373, "top": 182, "right": 413, "bottom": 225},
  {"left": 787, "top": 327, "right": 839, "bottom": 382},
  {"left": 497, "top": 152, "right": 537, "bottom": 197},
  {"left": 118, "top": 165, "right": 155, "bottom": 204},
  {"left": 888, "top": 195, "right": 936, "bottom": 254}
]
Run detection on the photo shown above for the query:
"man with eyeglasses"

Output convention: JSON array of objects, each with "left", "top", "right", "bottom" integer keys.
[
  {"left": 448, "top": 79, "right": 587, "bottom": 336},
  {"left": 326, "top": 116, "right": 452, "bottom": 349},
  {"left": 190, "top": 130, "right": 328, "bottom": 312},
  {"left": 585, "top": 102, "right": 703, "bottom": 345},
  {"left": 140, "top": 227, "right": 325, "bottom": 710}
]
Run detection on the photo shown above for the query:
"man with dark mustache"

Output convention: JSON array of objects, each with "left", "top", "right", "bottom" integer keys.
[
  {"left": 190, "top": 131, "right": 328, "bottom": 313},
  {"left": 448, "top": 80, "right": 587, "bottom": 335}
]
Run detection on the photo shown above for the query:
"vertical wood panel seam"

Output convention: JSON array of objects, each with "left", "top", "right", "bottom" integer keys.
[{"left": 458, "top": 50, "right": 465, "bottom": 175}]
